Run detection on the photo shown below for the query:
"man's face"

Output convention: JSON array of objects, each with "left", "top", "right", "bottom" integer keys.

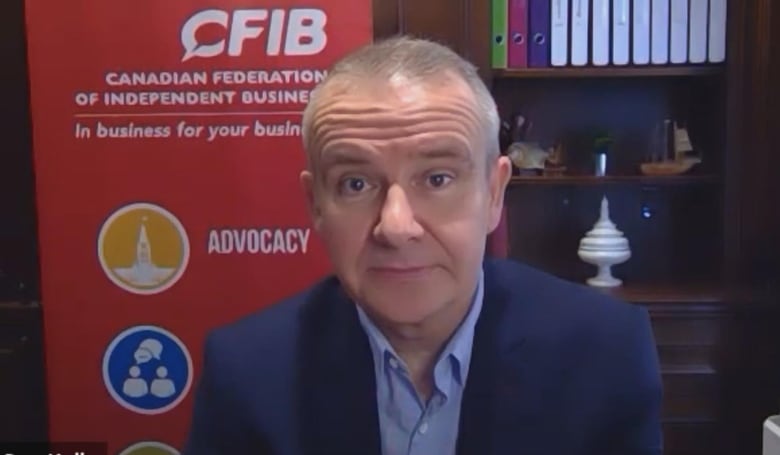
[{"left": 301, "top": 73, "right": 511, "bottom": 326}]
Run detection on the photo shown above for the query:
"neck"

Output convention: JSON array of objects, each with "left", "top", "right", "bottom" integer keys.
[
  {"left": 372, "top": 286, "right": 476, "bottom": 399},
  {"left": 380, "top": 303, "right": 466, "bottom": 364}
]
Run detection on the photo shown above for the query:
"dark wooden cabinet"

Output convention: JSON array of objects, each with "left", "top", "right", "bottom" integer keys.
[{"left": 645, "top": 294, "right": 780, "bottom": 454}]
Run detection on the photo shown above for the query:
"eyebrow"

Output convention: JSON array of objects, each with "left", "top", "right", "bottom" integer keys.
[
  {"left": 319, "top": 148, "right": 372, "bottom": 169},
  {"left": 415, "top": 148, "right": 471, "bottom": 162}
]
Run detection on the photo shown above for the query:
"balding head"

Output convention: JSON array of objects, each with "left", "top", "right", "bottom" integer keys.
[{"left": 301, "top": 36, "right": 500, "bottom": 168}]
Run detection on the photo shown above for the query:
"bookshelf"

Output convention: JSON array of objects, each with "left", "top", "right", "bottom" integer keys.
[
  {"left": 372, "top": 1, "right": 779, "bottom": 454},
  {"left": 508, "top": 174, "right": 721, "bottom": 185},
  {"left": 494, "top": 65, "right": 725, "bottom": 78},
  {"left": 471, "top": 0, "right": 779, "bottom": 452},
  {"left": 491, "top": 67, "right": 729, "bottom": 289}
]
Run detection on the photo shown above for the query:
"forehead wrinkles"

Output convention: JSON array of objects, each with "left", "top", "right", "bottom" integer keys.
[
  {"left": 309, "top": 98, "right": 484, "bottom": 155},
  {"left": 314, "top": 113, "right": 481, "bottom": 153}
]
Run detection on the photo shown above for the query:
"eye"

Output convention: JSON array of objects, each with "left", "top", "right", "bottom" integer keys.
[
  {"left": 427, "top": 173, "right": 453, "bottom": 188},
  {"left": 339, "top": 177, "right": 370, "bottom": 194}
]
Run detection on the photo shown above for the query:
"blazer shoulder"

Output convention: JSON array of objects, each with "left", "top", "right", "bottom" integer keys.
[
  {"left": 184, "top": 278, "right": 344, "bottom": 454},
  {"left": 487, "top": 258, "right": 651, "bottom": 341},
  {"left": 487, "top": 259, "right": 660, "bottom": 394},
  {"left": 203, "top": 275, "right": 342, "bottom": 370}
]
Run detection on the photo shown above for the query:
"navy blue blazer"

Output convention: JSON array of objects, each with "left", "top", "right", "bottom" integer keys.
[{"left": 182, "top": 258, "right": 663, "bottom": 455}]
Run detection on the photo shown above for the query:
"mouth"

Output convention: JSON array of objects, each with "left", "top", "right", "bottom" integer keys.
[{"left": 368, "top": 265, "right": 433, "bottom": 279}]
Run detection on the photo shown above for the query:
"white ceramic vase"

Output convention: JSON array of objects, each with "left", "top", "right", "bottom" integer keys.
[{"left": 577, "top": 196, "right": 631, "bottom": 287}]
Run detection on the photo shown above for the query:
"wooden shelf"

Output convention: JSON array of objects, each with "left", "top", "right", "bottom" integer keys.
[
  {"left": 493, "top": 65, "right": 724, "bottom": 79},
  {"left": 0, "top": 300, "right": 40, "bottom": 310},
  {"left": 508, "top": 174, "right": 721, "bottom": 186},
  {"left": 591, "top": 283, "right": 771, "bottom": 308},
  {"left": 600, "top": 284, "right": 730, "bottom": 304}
]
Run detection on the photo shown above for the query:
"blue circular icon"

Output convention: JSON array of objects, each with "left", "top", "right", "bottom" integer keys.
[
  {"left": 117, "top": 440, "right": 180, "bottom": 455},
  {"left": 103, "top": 325, "right": 193, "bottom": 415}
]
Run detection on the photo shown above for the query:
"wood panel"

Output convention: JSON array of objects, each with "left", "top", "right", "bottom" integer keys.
[
  {"left": 0, "top": 302, "right": 47, "bottom": 442},
  {"left": 647, "top": 304, "right": 729, "bottom": 454},
  {"left": 721, "top": 0, "right": 746, "bottom": 285},
  {"left": 771, "top": 0, "right": 780, "bottom": 295},
  {"left": 399, "top": 1, "right": 467, "bottom": 52},
  {"left": 0, "top": 0, "right": 38, "bottom": 302},
  {"left": 372, "top": 0, "right": 492, "bottom": 81},
  {"left": 661, "top": 371, "right": 721, "bottom": 421},
  {"left": 372, "top": 0, "right": 398, "bottom": 40},
  {"left": 662, "top": 422, "right": 721, "bottom": 455},
  {"left": 644, "top": 299, "right": 780, "bottom": 455},
  {"left": 725, "top": 0, "right": 780, "bottom": 288},
  {"left": 466, "top": 0, "right": 492, "bottom": 82},
  {"left": 372, "top": 0, "right": 466, "bottom": 51}
]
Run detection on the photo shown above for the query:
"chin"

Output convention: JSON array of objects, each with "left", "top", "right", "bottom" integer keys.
[
  {"left": 358, "top": 285, "right": 452, "bottom": 326},
  {"left": 370, "top": 301, "right": 447, "bottom": 326},
  {"left": 339, "top": 266, "right": 459, "bottom": 323}
]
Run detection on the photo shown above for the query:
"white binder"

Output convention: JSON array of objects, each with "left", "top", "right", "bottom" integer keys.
[
  {"left": 612, "top": 0, "right": 630, "bottom": 65},
  {"left": 551, "top": 0, "right": 569, "bottom": 66},
  {"left": 669, "top": 0, "right": 688, "bottom": 63},
  {"left": 592, "top": 0, "right": 609, "bottom": 65},
  {"left": 633, "top": 0, "right": 650, "bottom": 64},
  {"left": 764, "top": 416, "right": 780, "bottom": 455},
  {"left": 651, "top": 0, "right": 670, "bottom": 64},
  {"left": 571, "top": 0, "right": 589, "bottom": 66},
  {"left": 709, "top": 0, "right": 727, "bottom": 62},
  {"left": 688, "top": 0, "right": 708, "bottom": 63}
]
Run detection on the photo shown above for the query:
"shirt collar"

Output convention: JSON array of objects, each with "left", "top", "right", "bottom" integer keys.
[
  {"left": 355, "top": 268, "right": 485, "bottom": 388},
  {"left": 441, "top": 267, "right": 484, "bottom": 385}
]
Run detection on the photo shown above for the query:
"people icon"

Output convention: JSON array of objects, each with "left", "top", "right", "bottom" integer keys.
[
  {"left": 122, "top": 366, "right": 148, "bottom": 398},
  {"left": 121, "top": 337, "right": 176, "bottom": 399},
  {"left": 103, "top": 325, "right": 192, "bottom": 414},
  {"left": 112, "top": 218, "right": 175, "bottom": 287},
  {"left": 150, "top": 366, "right": 176, "bottom": 398}
]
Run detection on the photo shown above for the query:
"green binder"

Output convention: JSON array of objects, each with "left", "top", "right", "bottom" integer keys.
[{"left": 491, "top": 0, "right": 508, "bottom": 68}]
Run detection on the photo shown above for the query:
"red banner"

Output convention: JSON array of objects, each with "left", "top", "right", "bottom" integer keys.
[{"left": 23, "top": 1, "right": 372, "bottom": 452}]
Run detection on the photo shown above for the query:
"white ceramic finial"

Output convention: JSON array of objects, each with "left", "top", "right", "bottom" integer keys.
[
  {"left": 600, "top": 196, "right": 608, "bottom": 220},
  {"left": 577, "top": 196, "right": 631, "bottom": 287}
]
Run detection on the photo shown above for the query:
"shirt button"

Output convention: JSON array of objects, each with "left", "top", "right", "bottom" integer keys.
[
  {"left": 419, "top": 422, "right": 429, "bottom": 434},
  {"left": 388, "top": 357, "right": 399, "bottom": 369}
]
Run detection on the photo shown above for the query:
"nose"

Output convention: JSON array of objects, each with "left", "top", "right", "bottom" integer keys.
[{"left": 373, "top": 184, "right": 424, "bottom": 247}]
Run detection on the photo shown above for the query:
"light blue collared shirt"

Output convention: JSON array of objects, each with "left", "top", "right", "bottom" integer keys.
[{"left": 355, "top": 269, "right": 485, "bottom": 455}]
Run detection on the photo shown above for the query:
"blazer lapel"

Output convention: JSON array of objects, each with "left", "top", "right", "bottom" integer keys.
[
  {"left": 297, "top": 279, "right": 381, "bottom": 455},
  {"left": 457, "top": 259, "right": 540, "bottom": 455}
]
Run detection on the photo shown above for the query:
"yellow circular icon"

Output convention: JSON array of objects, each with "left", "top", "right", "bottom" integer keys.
[
  {"left": 117, "top": 441, "right": 179, "bottom": 455},
  {"left": 98, "top": 202, "right": 190, "bottom": 295}
]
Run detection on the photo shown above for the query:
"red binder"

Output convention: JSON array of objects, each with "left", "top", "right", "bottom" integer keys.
[{"left": 508, "top": 0, "right": 528, "bottom": 68}]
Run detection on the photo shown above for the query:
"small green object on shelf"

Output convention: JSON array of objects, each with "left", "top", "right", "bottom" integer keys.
[{"left": 592, "top": 132, "right": 614, "bottom": 153}]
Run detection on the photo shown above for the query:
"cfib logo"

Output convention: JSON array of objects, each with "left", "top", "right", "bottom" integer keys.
[{"left": 180, "top": 8, "right": 328, "bottom": 62}]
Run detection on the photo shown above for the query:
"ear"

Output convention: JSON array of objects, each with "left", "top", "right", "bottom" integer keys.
[
  {"left": 300, "top": 170, "right": 324, "bottom": 231},
  {"left": 487, "top": 156, "right": 512, "bottom": 233}
]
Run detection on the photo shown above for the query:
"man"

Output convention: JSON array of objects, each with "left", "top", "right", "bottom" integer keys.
[{"left": 182, "top": 36, "right": 663, "bottom": 455}]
